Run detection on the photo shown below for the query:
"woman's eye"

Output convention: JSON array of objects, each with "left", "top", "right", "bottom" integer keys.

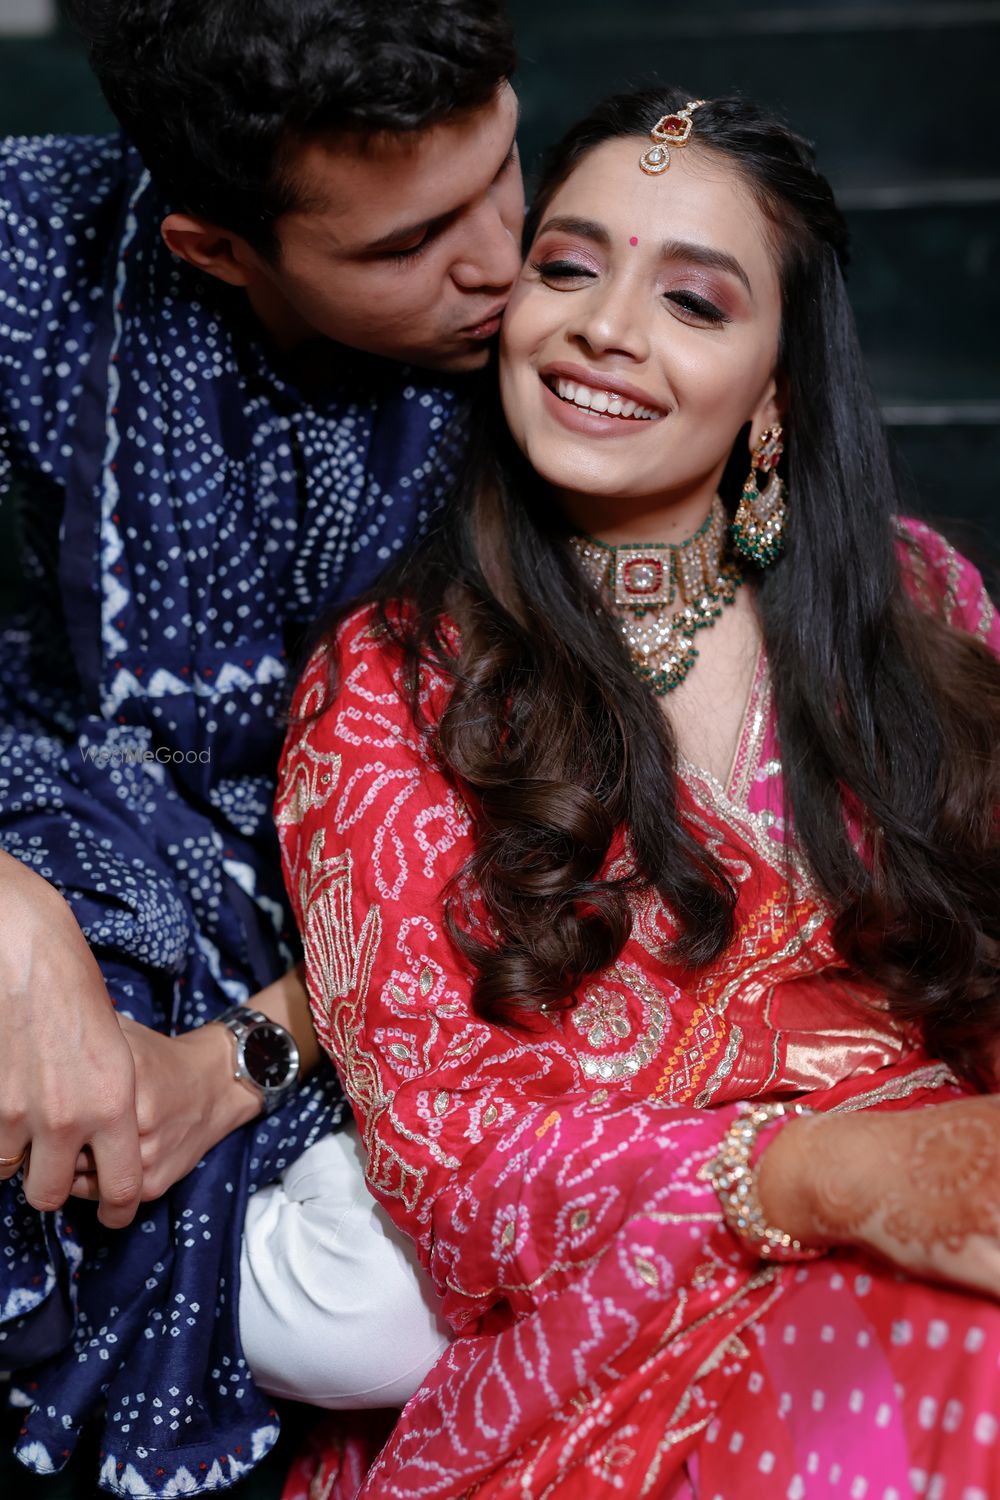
[
  {"left": 530, "top": 258, "right": 597, "bottom": 284},
  {"left": 665, "top": 290, "right": 728, "bottom": 325}
]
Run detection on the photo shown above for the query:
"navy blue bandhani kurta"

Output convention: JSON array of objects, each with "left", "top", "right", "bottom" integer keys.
[{"left": 0, "top": 132, "right": 467, "bottom": 1494}]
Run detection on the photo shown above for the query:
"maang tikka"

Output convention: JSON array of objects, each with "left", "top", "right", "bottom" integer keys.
[
  {"left": 639, "top": 100, "right": 707, "bottom": 175},
  {"left": 731, "top": 425, "right": 788, "bottom": 567}
]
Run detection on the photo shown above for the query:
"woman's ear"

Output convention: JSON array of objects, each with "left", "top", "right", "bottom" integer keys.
[
  {"left": 160, "top": 213, "right": 263, "bottom": 288},
  {"left": 748, "top": 373, "right": 787, "bottom": 451}
]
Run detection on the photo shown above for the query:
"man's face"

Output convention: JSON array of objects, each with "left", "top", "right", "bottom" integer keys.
[{"left": 249, "top": 84, "right": 524, "bottom": 372}]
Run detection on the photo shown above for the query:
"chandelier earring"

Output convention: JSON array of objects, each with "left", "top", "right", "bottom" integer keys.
[{"left": 731, "top": 425, "right": 788, "bottom": 567}]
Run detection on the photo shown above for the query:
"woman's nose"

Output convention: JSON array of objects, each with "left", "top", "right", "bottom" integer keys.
[{"left": 569, "top": 279, "right": 651, "bottom": 363}]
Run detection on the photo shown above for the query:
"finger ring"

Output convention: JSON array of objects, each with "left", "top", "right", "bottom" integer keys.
[{"left": 0, "top": 1147, "right": 27, "bottom": 1169}]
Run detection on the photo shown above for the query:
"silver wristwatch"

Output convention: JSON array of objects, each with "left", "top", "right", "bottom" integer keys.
[{"left": 215, "top": 1005, "right": 300, "bottom": 1115}]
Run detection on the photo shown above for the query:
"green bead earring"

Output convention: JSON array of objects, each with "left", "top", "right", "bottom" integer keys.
[{"left": 731, "top": 425, "right": 788, "bottom": 567}]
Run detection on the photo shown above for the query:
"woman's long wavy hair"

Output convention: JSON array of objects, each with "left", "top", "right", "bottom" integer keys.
[{"left": 316, "top": 88, "right": 1000, "bottom": 1085}]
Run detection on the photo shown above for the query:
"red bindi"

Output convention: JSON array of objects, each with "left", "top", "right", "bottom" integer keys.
[{"left": 628, "top": 236, "right": 639, "bottom": 246}]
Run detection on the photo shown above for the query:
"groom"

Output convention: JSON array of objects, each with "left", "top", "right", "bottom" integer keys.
[{"left": 0, "top": 0, "right": 520, "bottom": 1490}]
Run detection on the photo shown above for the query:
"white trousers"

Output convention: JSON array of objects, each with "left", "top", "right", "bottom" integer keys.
[{"left": 239, "top": 1125, "right": 451, "bottom": 1409}]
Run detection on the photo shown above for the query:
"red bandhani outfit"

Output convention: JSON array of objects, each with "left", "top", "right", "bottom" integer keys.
[{"left": 276, "top": 520, "right": 1000, "bottom": 1499}]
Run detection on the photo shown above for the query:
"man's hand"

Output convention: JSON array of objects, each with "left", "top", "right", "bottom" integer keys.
[
  {"left": 0, "top": 851, "right": 142, "bottom": 1227},
  {"left": 71, "top": 963, "right": 319, "bottom": 1203},
  {"left": 70, "top": 1016, "right": 261, "bottom": 1203}
]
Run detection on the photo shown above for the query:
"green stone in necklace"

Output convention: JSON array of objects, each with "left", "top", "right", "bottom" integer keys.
[{"left": 568, "top": 496, "right": 744, "bottom": 695}]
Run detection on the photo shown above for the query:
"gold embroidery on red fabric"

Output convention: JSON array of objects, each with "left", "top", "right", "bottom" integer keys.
[
  {"left": 296, "top": 825, "right": 432, "bottom": 1212},
  {"left": 828, "top": 1060, "right": 958, "bottom": 1112},
  {"left": 274, "top": 656, "right": 340, "bottom": 830},
  {"left": 679, "top": 773, "right": 818, "bottom": 897},
  {"left": 572, "top": 989, "right": 632, "bottom": 1047},
  {"left": 574, "top": 964, "right": 671, "bottom": 1083},
  {"left": 652, "top": 1003, "right": 733, "bottom": 1104}
]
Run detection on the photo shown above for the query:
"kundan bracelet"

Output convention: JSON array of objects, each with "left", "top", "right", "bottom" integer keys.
[{"left": 702, "top": 1101, "right": 825, "bottom": 1262}]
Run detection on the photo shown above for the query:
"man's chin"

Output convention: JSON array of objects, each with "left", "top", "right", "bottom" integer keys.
[{"left": 404, "top": 341, "right": 494, "bottom": 376}]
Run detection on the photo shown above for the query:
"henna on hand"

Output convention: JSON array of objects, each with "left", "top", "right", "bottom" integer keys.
[
  {"left": 809, "top": 1098, "right": 1000, "bottom": 1265},
  {"left": 882, "top": 1108, "right": 1000, "bottom": 1253},
  {"left": 808, "top": 1112, "right": 886, "bottom": 1240}
]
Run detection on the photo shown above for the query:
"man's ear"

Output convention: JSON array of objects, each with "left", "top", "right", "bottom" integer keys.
[{"left": 160, "top": 213, "right": 263, "bottom": 288}]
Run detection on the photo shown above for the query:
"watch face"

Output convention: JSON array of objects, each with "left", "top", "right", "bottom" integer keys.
[{"left": 243, "top": 1023, "right": 295, "bottom": 1090}]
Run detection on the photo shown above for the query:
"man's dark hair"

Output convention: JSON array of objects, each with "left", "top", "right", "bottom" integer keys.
[{"left": 65, "top": 0, "right": 516, "bottom": 257}]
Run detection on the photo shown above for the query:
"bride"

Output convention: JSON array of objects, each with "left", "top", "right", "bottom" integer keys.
[{"left": 275, "top": 88, "right": 1000, "bottom": 1498}]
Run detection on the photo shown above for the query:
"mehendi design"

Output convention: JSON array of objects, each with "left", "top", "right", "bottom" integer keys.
[
  {"left": 812, "top": 1102, "right": 1000, "bottom": 1256},
  {"left": 809, "top": 1114, "right": 886, "bottom": 1237},
  {"left": 882, "top": 1106, "right": 1000, "bottom": 1254}
]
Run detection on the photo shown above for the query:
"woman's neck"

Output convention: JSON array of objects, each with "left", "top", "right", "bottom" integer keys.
[{"left": 556, "top": 480, "right": 720, "bottom": 547}]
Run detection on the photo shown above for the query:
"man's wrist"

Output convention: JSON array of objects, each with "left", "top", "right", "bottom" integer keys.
[{"left": 177, "top": 1024, "right": 262, "bottom": 1131}]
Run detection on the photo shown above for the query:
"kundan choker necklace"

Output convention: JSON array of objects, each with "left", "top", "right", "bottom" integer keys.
[{"left": 569, "top": 497, "right": 743, "bottom": 695}]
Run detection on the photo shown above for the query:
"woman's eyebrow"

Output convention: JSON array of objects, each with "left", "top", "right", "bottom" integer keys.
[
  {"left": 659, "top": 239, "right": 753, "bottom": 297},
  {"left": 535, "top": 215, "right": 610, "bottom": 246}
]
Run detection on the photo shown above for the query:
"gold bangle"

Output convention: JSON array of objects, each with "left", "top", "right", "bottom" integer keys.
[{"left": 703, "top": 1102, "right": 824, "bottom": 1262}]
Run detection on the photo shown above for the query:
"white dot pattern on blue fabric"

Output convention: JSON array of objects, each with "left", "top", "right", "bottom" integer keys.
[{"left": 0, "top": 131, "right": 467, "bottom": 1495}]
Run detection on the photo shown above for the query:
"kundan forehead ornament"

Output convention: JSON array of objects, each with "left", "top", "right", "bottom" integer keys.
[{"left": 639, "top": 99, "right": 707, "bottom": 175}]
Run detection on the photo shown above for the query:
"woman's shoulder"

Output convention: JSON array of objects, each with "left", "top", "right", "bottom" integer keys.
[
  {"left": 894, "top": 515, "right": 999, "bottom": 643},
  {"left": 291, "top": 600, "right": 397, "bottom": 701},
  {"left": 286, "top": 600, "right": 457, "bottom": 748},
  {"left": 276, "top": 600, "right": 461, "bottom": 863}
]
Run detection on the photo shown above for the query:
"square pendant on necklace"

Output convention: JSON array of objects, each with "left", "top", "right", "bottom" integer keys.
[{"left": 613, "top": 547, "right": 676, "bottom": 608}]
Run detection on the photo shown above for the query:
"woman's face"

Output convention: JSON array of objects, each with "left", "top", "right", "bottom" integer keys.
[{"left": 499, "top": 137, "right": 784, "bottom": 531}]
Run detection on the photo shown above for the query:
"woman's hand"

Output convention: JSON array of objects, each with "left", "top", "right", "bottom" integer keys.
[{"left": 758, "top": 1097, "right": 1000, "bottom": 1299}]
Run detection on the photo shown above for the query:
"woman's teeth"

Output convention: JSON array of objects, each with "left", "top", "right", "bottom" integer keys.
[{"left": 551, "top": 377, "right": 662, "bottom": 421}]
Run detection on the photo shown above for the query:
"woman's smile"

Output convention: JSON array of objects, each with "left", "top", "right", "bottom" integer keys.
[
  {"left": 538, "top": 364, "right": 667, "bottom": 440},
  {"left": 542, "top": 361, "right": 667, "bottom": 422}
]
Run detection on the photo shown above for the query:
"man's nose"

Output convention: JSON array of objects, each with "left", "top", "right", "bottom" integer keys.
[{"left": 450, "top": 200, "right": 521, "bottom": 294}]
